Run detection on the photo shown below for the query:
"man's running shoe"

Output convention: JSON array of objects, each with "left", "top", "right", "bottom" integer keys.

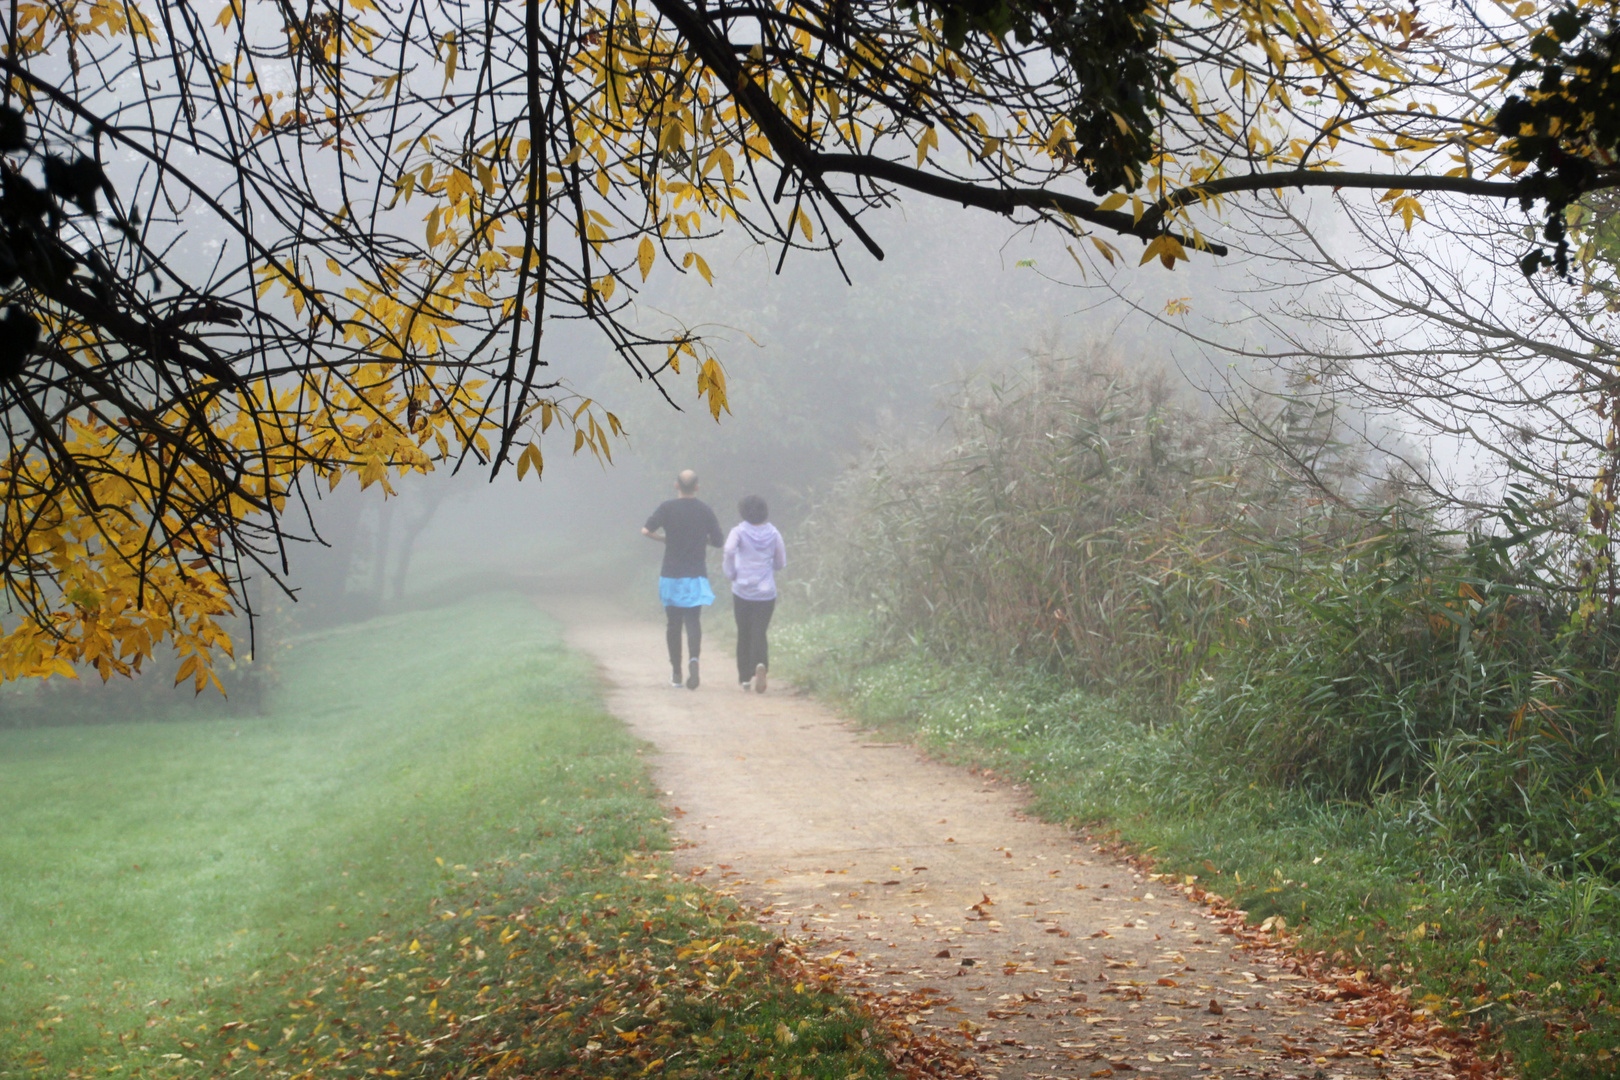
[
  {"left": 670, "top": 666, "right": 683, "bottom": 688},
  {"left": 752, "top": 663, "right": 768, "bottom": 694},
  {"left": 686, "top": 657, "right": 700, "bottom": 690}
]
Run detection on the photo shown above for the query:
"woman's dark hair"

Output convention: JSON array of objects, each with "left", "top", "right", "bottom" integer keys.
[{"left": 738, "top": 494, "right": 768, "bottom": 525}]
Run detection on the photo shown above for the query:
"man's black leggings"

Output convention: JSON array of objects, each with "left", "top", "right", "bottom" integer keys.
[
  {"left": 732, "top": 596, "right": 776, "bottom": 683},
  {"left": 665, "top": 605, "right": 702, "bottom": 670}
]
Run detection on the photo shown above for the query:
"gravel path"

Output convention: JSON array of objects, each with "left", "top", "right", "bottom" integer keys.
[{"left": 562, "top": 608, "right": 1432, "bottom": 1080}]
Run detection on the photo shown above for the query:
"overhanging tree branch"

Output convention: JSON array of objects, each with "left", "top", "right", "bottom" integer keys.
[
  {"left": 1142, "top": 170, "right": 1527, "bottom": 235},
  {"left": 815, "top": 153, "right": 1227, "bottom": 254}
]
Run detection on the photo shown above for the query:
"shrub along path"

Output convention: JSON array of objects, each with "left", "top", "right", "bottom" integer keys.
[{"left": 561, "top": 607, "right": 1492, "bottom": 1080}]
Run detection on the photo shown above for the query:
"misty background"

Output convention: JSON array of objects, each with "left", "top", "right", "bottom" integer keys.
[
  {"left": 0, "top": 190, "right": 1342, "bottom": 717},
  {"left": 324, "top": 199, "right": 1279, "bottom": 597}
]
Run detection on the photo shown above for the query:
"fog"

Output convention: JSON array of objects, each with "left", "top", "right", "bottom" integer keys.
[
  {"left": 0, "top": 181, "right": 1328, "bottom": 723},
  {"left": 290, "top": 195, "right": 1272, "bottom": 619}
]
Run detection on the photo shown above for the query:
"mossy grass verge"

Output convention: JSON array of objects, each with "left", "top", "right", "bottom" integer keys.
[
  {"left": 778, "top": 614, "right": 1620, "bottom": 1080},
  {"left": 0, "top": 594, "right": 894, "bottom": 1080},
  {"left": 159, "top": 850, "right": 889, "bottom": 1079}
]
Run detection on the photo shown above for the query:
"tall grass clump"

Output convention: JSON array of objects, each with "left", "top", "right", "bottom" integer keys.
[
  {"left": 810, "top": 351, "right": 1310, "bottom": 707},
  {"left": 804, "top": 348, "right": 1620, "bottom": 885}
]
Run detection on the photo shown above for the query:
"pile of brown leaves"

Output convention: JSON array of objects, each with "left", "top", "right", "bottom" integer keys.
[
  {"left": 1094, "top": 836, "right": 1509, "bottom": 1080},
  {"left": 780, "top": 943, "right": 981, "bottom": 1080}
]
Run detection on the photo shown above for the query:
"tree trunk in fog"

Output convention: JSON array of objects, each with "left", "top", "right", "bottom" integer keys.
[
  {"left": 369, "top": 501, "right": 396, "bottom": 600},
  {"left": 389, "top": 477, "right": 456, "bottom": 601},
  {"left": 294, "top": 487, "right": 368, "bottom": 608}
]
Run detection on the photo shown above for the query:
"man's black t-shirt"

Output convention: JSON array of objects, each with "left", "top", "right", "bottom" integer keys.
[{"left": 645, "top": 498, "right": 723, "bottom": 578}]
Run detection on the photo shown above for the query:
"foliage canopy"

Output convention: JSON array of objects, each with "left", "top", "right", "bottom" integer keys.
[{"left": 2, "top": 0, "right": 1617, "bottom": 685}]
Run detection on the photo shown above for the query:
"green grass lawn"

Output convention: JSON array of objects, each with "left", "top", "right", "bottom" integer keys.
[
  {"left": 0, "top": 593, "right": 900, "bottom": 1080},
  {"left": 0, "top": 594, "right": 595, "bottom": 1071}
]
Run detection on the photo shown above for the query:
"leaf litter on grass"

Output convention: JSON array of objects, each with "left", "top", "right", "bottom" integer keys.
[{"left": 116, "top": 849, "right": 969, "bottom": 1080}]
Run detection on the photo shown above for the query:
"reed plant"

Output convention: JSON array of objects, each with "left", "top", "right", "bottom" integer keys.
[
  {"left": 804, "top": 348, "right": 1620, "bottom": 885},
  {"left": 811, "top": 353, "right": 1275, "bottom": 704}
]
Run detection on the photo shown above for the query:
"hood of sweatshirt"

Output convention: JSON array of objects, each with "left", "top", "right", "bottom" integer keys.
[{"left": 735, "top": 522, "right": 777, "bottom": 551}]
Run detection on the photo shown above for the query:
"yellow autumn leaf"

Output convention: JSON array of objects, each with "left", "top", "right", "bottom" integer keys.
[
  {"left": 359, "top": 457, "right": 388, "bottom": 489},
  {"left": 696, "top": 357, "right": 729, "bottom": 421},
  {"left": 444, "top": 168, "right": 475, "bottom": 206},
  {"left": 916, "top": 125, "right": 939, "bottom": 165},
  {"left": 682, "top": 251, "right": 712, "bottom": 284},
  {"left": 1139, "top": 234, "right": 1188, "bottom": 269},
  {"left": 516, "top": 441, "right": 543, "bottom": 480},
  {"left": 638, "top": 236, "right": 655, "bottom": 281},
  {"left": 704, "top": 147, "right": 735, "bottom": 187},
  {"left": 1389, "top": 194, "right": 1426, "bottom": 231},
  {"left": 441, "top": 30, "right": 458, "bottom": 87}
]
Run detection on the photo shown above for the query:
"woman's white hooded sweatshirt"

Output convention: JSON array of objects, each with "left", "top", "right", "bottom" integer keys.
[{"left": 723, "top": 522, "right": 787, "bottom": 601}]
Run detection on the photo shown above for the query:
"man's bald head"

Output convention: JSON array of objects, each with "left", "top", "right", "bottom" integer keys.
[{"left": 676, "top": 469, "right": 699, "bottom": 495}]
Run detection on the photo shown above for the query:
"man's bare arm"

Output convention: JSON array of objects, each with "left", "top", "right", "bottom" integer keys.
[{"left": 641, "top": 527, "right": 665, "bottom": 543}]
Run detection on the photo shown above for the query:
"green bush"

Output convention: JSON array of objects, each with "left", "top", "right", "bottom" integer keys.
[
  {"left": 803, "top": 350, "right": 1620, "bottom": 884},
  {"left": 805, "top": 351, "right": 1325, "bottom": 708}
]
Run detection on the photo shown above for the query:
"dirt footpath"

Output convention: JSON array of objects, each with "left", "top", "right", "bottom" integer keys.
[{"left": 562, "top": 608, "right": 1437, "bottom": 1080}]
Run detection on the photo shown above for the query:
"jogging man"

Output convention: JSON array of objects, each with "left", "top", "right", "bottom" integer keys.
[{"left": 641, "top": 469, "right": 724, "bottom": 689}]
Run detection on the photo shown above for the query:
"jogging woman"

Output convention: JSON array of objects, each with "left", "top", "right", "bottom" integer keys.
[{"left": 722, "top": 494, "right": 786, "bottom": 693}]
